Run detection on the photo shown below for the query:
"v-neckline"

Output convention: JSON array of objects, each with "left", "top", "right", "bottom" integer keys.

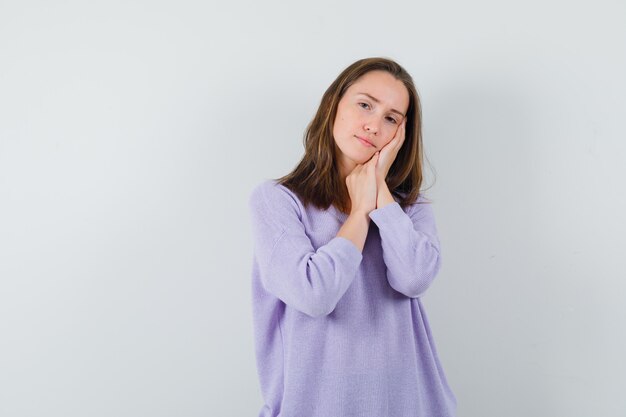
[{"left": 327, "top": 203, "right": 349, "bottom": 223}]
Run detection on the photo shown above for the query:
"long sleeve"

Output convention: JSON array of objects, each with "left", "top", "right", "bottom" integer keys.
[
  {"left": 248, "top": 181, "right": 363, "bottom": 318},
  {"left": 368, "top": 196, "right": 442, "bottom": 298}
]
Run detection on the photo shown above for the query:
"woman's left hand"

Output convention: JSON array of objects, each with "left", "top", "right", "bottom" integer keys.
[{"left": 375, "top": 118, "right": 406, "bottom": 184}]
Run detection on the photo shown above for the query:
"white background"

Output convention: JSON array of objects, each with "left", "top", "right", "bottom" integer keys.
[{"left": 1, "top": 1, "right": 625, "bottom": 416}]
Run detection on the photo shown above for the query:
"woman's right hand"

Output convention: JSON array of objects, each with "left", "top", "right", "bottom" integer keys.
[{"left": 346, "top": 152, "right": 379, "bottom": 215}]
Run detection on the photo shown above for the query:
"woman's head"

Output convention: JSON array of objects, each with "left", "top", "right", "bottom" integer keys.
[
  {"left": 332, "top": 69, "right": 410, "bottom": 179},
  {"left": 277, "top": 57, "right": 429, "bottom": 212}
]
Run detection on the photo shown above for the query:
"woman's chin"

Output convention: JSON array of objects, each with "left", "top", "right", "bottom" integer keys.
[
  {"left": 336, "top": 146, "right": 374, "bottom": 166},
  {"left": 355, "top": 150, "right": 376, "bottom": 164}
]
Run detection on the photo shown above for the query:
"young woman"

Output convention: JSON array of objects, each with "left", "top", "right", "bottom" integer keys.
[{"left": 248, "top": 57, "right": 457, "bottom": 417}]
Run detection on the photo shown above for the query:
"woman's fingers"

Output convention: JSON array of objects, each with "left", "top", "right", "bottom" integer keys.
[
  {"left": 368, "top": 152, "right": 379, "bottom": 169},
  {"left": 345, "top": 154, "right": 379, "bottom": 215}
]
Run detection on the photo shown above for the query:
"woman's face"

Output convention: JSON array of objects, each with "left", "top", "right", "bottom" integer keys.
[{"left": 332, "top": 70, "right": 410, "bottom": 174}]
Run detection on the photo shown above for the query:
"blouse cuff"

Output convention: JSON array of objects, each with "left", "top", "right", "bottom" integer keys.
[
  {"left": 368, "top": 201, "right": 405, "bottom": 227},
  {"left": 328, "top": 236, "right": 364, "bottom": 264}
]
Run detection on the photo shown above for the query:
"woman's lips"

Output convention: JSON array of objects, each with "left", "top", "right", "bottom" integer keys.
[{"left": 355, "top": 136, "right": 375, "bottom": 148}]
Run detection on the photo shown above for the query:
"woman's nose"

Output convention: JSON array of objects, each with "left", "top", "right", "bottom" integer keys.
[{"left": 364, "top": 118, "right": 381, "bottom": 135}]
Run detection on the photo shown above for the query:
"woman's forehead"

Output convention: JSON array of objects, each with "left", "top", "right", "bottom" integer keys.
[{"left": 348, "top": 72, "right": 409, "bottom": 113}]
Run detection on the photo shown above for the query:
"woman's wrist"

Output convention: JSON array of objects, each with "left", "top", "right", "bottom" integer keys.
[{"left": 376, "top": 181, "right": 395, "bottom": 209}]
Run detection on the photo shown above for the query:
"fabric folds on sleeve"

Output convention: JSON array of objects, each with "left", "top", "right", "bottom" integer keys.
[
  {"left": 368, "top": 197, "right": 442, "bottom": 298},
  {"left": 248, "top": 181, "right": 363, "bottom": 318}
]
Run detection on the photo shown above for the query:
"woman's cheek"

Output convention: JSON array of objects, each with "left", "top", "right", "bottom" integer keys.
[{"left": 381, "top": 131, "right": 392, "bottom": 144}]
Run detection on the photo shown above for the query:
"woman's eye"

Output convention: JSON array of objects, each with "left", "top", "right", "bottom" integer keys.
[{"left": 359, "top": 102, "right": 396, "bottom": 124}]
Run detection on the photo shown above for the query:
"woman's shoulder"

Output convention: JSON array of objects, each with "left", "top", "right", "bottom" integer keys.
[
  {"left": 250, "top": 178, "right": 298, "bottom": 199},
  {"left": 394, "top": 190, "right": 435, "bottom": 217},
  {"left": 394, "top": 189, "right": 432, "bottom": 204},
  {"left": 249, "top": 178, "right": 303, "bottom": 212}
]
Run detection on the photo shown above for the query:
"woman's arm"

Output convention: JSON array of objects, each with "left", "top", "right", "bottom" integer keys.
[
  {"left": 249, "top": 181, "right": 363, "bottom": 318},
  {"left": 336, "top": 210, "right": 370, "bottom": 252},
  {"left": 368, "top": 192, "right": 442, "bottom": 298}
]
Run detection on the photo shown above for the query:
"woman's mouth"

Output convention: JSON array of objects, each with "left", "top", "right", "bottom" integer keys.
[{"left": 355, "top": 136, "right": 375, "bottom": 148}]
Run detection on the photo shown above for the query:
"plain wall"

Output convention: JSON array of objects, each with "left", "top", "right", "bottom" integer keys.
[{"left": 1, "top": 0, "right": 625, "bottom": 416}]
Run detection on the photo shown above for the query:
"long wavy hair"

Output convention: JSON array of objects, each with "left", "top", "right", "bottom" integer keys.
[{"left": 275, "top": 57, "right": 434, "bottom": 214}]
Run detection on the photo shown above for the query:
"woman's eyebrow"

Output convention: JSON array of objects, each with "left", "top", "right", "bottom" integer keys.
[{"left": 357, "top": 92, "right": 405, "bottom": 118}]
